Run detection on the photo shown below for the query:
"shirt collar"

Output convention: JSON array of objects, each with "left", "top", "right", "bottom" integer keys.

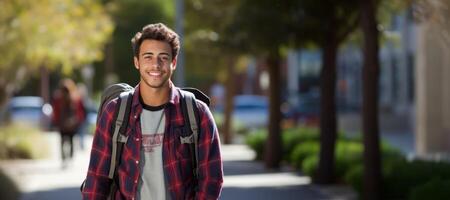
[{"left": 131, "top": 81, "right": 180, "bottom": 111}]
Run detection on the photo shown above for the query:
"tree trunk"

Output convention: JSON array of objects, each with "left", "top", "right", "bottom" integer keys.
[
  {"left": 315, "top": 34, "right": 338, "bottom": 184},
  {"left": 264, "top": 50, "right": 282, "bottom": 169},
  {"left": 40, "top": 66, "right": 50, "bottom": 103},
  {"left": 223, "top": 57, "right": 237, "bottom": 144},
  {"left": 360, "top": 0, "right": 381, "bottom": 199}
]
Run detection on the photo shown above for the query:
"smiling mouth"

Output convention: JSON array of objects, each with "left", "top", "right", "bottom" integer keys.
[{"left": 148, "top": 71, "right": 162, "bottom": 77}]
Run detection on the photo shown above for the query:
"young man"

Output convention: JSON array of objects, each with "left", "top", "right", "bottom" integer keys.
[{"left": 82, "top": 23, "right": 223, "bottom": 200}]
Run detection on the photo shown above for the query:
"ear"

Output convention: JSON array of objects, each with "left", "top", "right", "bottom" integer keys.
[
  {"left": 134, "top": 56, "right": 139, "bottom": 70},
  {"left": 171, "top": 56, "right": 177, "bottom": 70}
]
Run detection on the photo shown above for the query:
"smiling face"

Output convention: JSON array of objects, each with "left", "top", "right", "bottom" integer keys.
[{"left": 134, "top": 39, "right": 177, "bottom": 90}]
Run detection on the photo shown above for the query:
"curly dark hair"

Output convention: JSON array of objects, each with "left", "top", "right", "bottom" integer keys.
[{"left": 131, "top": 23, "right": 180, "bottom": 60}]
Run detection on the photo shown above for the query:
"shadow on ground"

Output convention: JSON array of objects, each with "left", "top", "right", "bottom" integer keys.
[
  {"left": 21, "top": 187, "right": 81, "bottom": 200},
  {"left": 222, "top": 185, "right": 328, "bottom": 200},
  {"left": 223, "top": 160, "right": 303, "bottom": 176}
]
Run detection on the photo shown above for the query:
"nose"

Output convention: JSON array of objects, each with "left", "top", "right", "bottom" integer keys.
[{"left": 150, "top": 58, "right": 161, "bottom": 69}]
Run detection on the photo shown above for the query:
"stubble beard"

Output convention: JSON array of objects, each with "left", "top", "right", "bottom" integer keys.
[{"left": 141, "top": 71, "right": 171, "bottom": 90}]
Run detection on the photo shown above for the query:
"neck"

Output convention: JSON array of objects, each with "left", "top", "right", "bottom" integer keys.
[{"left": 139, "top": 81, "right": 171, "bottom": 106}]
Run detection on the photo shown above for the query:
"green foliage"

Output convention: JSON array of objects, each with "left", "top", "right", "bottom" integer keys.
[
  {"left": 334, "top": 141, "right": 364, "bottom": 180},
  {"left": 409, "top": 178, "right": 450, "bottom": 200},
  {"left": 302, "top": 155, "right": 318, "bottom": 177},
  {"left": 290, "top": 141, "right": 319, "bottom": 169},
  {"left": 0, "top": 124, "right": 49, "bottom": 159},
  {"left": 0, "top": 169, "right": 20, "bottom": 200},
  {"left": 245, "top": 126, "right": 365, "bottom": 163},
  {"left": 229, "top": 0, "right": 290, "bottom": 53},
  {"left": 244, "top": 130, "right": 267, "bottom": 160},
  {"left": 344, "top": 164, "right": 363, "bottom": 195},
  {"left": 382, "top": 160, "right": 450, "bottom": 199},
  {"left": 0, "top": 0, "right": 113, "bottom": 103},
  {"left": 295, "top": 138, "right": 404, "bottom": 184},
  {"left": 184, "top": 0, "right": 241, "bottom": 88},
  {"left": 282, "top": 127, "right": 319, "bottom": 161},
  {"left": 245, "top": 126, "right": 320, "bottom": 161},
  {"left": 0, "top": 0, "right": 113, "bottom": 72},
  {"left": 345, "top": 158, "right": 450, "bottom": 200}
]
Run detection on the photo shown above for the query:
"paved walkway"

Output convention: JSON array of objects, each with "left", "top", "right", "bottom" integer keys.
[{"left": 0, "top": 132, "right": 358, "bottom": 200}]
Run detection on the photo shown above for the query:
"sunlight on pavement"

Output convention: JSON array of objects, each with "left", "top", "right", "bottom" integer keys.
[
  {"left": 221, "top": 144, "right": 256, "bottom": 161},
  {"left": 224, "top": 172, "right": 311, "bottom": 188},
  {"left": 221, "top": 144, "right": 312, "bottom": 189}
]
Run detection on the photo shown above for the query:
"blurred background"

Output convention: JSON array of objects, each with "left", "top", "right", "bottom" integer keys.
[{"left": 1, "top": 0, "right": 450, "bottom": 199}]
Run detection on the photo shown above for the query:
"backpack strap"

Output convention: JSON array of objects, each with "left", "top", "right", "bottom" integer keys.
[
  {"left": 80, "top": 91, "right": 133, "bottom": 194},
  {"left": 184, "top": 92, "right": 200, "bottom": 179},
  {"left": 108, "top": 91, "right": 133, "bottom": 179},
  {"left": 178, "top": 90, "right": 201, "bottom": 183}
]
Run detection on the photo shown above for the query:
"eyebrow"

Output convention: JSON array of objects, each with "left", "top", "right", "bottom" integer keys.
[{"left": 141, "top": 52, "right": 170, "bottom": 57}]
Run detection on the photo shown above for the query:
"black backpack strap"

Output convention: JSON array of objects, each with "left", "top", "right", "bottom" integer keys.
[{"left": 182, "top": 87, "right": 210, "bottom": 106}]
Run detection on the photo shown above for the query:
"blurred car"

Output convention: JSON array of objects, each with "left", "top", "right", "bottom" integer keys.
[
  {"left": 3, "top": 96, "right": 53, "bottom": 130},
  {"left": 232, "top": 95, "right": 269, "bottom": 129}
]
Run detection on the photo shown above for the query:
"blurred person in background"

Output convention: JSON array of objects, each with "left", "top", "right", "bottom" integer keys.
[{"left": 51, "top": 78, "right": 86, "bottom": 168}]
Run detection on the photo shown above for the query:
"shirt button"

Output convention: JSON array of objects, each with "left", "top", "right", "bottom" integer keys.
[
  {"left": 134, "top": 115, "right": 138, "bottom": 119},
  {"left": 135, "top": 160, "right": 139, "bottom": 164},
  {"left": 136, "top": 138, "right": 140, "bottom": 141}
]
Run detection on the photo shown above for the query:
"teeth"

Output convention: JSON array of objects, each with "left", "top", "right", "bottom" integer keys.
[{"left": 149, "top": 72, "right": 161, "bottom": 76}]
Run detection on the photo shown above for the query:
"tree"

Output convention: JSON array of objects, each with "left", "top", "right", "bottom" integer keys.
[
  {"left": 286, "top": 0, "right": 360, "bottom": 183},
  {"left": 229, "top": 0, "right": 290, "bottom": 168},
  {"left": 359, "top": 0, "right": 381, "bottom": 198},
  {"left": 0, "top": 0, "right": 113, "bottom": 105},
  {"left": 184, "top": 0, "right": 241, "bottom": 144}
]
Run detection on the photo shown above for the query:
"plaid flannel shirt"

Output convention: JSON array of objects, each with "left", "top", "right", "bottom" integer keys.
[{"left": 82, "top": 83, "right": 223, "bottom": 200}]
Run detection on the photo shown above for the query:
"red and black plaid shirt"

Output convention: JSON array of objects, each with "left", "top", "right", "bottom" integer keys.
[{"left": 82, "top": 83, "right": 223, "bottom": 200}]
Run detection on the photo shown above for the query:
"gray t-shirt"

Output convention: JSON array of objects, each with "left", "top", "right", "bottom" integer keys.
[{"left": 137, "top": 103, "right": 167, "bottom": 200}]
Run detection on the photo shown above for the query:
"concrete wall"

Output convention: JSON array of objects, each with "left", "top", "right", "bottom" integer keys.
[{"left": 415, "top": 7, "right": 450, "bottom": 156}]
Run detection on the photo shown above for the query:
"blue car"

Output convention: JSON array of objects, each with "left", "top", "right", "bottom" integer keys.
[{"left": 3, "top": 96, "right": 53, "bottom": 130}]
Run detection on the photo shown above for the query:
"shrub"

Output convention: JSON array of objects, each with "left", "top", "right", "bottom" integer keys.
[
  {"left": 0, "top": 169, "right": 20, "bottom": 200},
  {"left": 345, "top": 158, "right": 450, "bottom": 200},
  {"left": 335, "top": 141, "right": 363, "bottom": 181},
  {"left": 0, "top": 123, "right": 49, "bottom": 159},
  {"left": 302, "top": 155, "right": 318, "bottom": 177},
  {"left": 282, "top": 127, "right": 319, "bottom": 161},
  {"left": 298, "top": 140, "right": 364, "bottom": 182},
  {"left": 289, "top": 141, "right": 319, "bottom": 169},
  {"left": 382, "top": 159, "right": 450, "bottom": 199},
  {"left": 301, "top": 139, "right": 404, "bottom": 185},
  {"left": 244, "top": 130, "right": 267, "bottom": 160},
  {"left": 344, "top": 164, "right": 363, "bottom": 195},
  {"left": 409, "top": 178, "right": 450, "bottom": 200}
]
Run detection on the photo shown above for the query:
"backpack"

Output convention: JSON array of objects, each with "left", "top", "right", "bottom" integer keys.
[{"left": 81, "top": 83, "right": 210, "bottom": 196}]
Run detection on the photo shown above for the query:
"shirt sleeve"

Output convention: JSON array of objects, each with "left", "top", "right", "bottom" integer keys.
[
  {"left": 195, "top": 101, "right": 224, "bottom": 200},
  {"left": 82, "top": 99, "right": 117, "bottom": 200}
]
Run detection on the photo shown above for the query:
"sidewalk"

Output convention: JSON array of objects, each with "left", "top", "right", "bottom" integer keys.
[{"left": 0, "top": 132, "right": 357, "bottom": 200}]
